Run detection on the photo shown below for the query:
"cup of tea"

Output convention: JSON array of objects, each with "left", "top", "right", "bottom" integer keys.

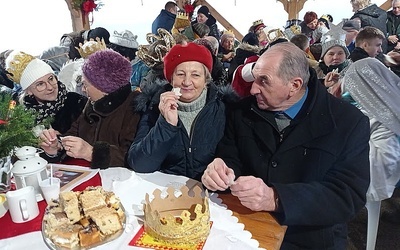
[{"left": 6, "top": 186, "right": 39, "bottom": 223}]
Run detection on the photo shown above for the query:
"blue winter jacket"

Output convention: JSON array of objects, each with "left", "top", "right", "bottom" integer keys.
[
  {"left": 127, "top": 79, "right": 238, "bottom": 181},
  {"left": 151, "top": 9, "right": 176, "bottom": 34}
]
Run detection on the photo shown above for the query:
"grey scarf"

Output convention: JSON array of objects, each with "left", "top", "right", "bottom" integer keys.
[{"left": 177, "top": 88, "right": 207, "bottom": 134}]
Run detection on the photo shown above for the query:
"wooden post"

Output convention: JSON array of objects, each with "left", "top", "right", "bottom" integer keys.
[
  {"left": 64, "top": 0, "right": 90, "bottom": 32},
  {"left": 277, "top": 0, "right": 307, "bottom": 20}
]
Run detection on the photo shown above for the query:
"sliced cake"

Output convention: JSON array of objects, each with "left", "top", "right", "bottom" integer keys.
[
  {"left": 87, "top": 206, "right": 122, "bottom": 235},
  {"left": 59, "top": 191, "right": 81, "bottom": 224}
]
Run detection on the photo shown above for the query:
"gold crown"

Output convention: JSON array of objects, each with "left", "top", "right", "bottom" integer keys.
[
  {"left": 253, "top": 19, "right": 264, "bottom": 26},
  {"left": 143, "top": 185, "right": 210, "bottom": 246},
  {"left": 176, "top": 12, "right": 189, "bottom": 20},
  {"left": 223, "top": 29, "right": 235, "bottom": 36},
  {"left": 138, "top": 28, "right": 175, "bottom": 68},
  {"left": 76, "top": 37, "right": 107, "bottom": 59},
  {"left": 284, "top": 25, "right": 302, "bottom": 40},
  {"left": 266, "top": 28, "right": 288, "bottom": 43},
  {"left": 173, "top": 12, "right": 191, "bottom": 32},
  {"left": 290, "top": 25, "right": 302, "bottom": 34},
  {"left": 320, "top": 14, "right": 330, "bottom": 23},
  {"left": 6, "top": 52, "right": 36, "bottom": 84}
]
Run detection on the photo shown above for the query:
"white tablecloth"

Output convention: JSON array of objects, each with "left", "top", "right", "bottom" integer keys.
[{"left": 0, "top": 168, "right": 263, "bottom": 250}]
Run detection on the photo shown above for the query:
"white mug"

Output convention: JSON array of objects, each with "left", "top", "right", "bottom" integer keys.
[{"left": 6, "top": 186, "right": 39, "bottom": 223}]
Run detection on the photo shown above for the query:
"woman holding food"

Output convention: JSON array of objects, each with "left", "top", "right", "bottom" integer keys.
[
  {"left": 314, "top": 37, "right": 352, "bottom": 94},
  {"left": 39, "top": 49, "right": 141, "bottom": 169},
  {"left": 127, "top": 42, "right": 238, "bottom": 181}
]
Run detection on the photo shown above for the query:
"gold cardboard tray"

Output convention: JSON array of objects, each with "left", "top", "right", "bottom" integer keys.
[{"left": 41, "top": 203, "right": 126, "bottom": 250}]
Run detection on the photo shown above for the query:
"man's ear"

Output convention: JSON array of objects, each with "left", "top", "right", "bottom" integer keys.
[
  {"left": 360, "top": 41, "right": 368, "bottom": 50},
  {"left": 290, "top": 77, "right": 303, "bottom": 94}
]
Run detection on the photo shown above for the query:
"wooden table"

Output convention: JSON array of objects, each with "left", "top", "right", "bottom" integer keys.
[{"left": 218, "top": 193, "right": 287, "bottom": 250}]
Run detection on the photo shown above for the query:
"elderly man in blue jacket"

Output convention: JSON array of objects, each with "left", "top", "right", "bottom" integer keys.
[{"left": 201, "top": 42, "right": 370, "bottom": 249}]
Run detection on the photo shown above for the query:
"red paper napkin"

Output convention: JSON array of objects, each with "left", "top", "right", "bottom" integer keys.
[
  {"left": 0, "top": 173, "right": 101, "bottom": 239},
  {"left": 129, "top": 223, "right": 212, "bottom": 250}
]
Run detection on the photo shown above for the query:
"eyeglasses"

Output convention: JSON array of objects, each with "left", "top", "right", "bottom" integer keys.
[{"left": 33, "top": 75, "right": 57, "bottom": 92}]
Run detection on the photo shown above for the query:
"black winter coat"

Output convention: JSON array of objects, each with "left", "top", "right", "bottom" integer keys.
[
  {"left": 51, "top": 92, "right": 87, "bottom": 134},
  {"left": 217, "top": 69, "right": 370, "bottom": 249},
  {"left": 192, "top": 15, "right": 220, "bottom": 41},
  {"left": 128, "top": 79, "right": 238, "bottom": 181},
  {"left": 351, "top": 4, "right": 388, "bottom": 52},
  {"left": 349, "top": 47, "right": 370, "bottom": 62},
  {"left": 386, "top": 10, "right": 400, "bottom": 51}
]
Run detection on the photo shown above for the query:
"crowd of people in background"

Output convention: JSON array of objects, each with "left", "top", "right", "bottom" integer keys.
[{"left": 1, "top": 0, "right": 400, "bottom": 249}]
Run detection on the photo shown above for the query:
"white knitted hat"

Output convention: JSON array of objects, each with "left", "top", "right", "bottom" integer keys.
[
  {"left": 321, "top": 39, "right": 349, "bottom": 59},
  {"left": 109, "top": 30, "right": 139, "bottom": 49},
  {"left": 320, "top": 20, "right": 349, "bottom": 59},
  {"left": 5, "top": 51, "right": 54, "bottom": 90}
]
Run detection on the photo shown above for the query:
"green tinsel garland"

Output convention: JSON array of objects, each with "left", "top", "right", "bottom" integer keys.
[{"left": 0, "top": 93, "right": 47, "bottom": 157}]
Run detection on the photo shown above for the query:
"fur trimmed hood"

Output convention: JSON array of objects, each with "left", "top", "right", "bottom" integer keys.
[{"left": 237, "top": 42, "right": 260, "bottom": 54}]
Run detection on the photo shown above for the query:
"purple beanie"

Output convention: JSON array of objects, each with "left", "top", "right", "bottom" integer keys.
[{"left": 82, "top": 49, "right": 132, "bottom": 93}]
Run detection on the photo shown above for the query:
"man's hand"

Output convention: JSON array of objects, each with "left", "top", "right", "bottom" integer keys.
[
  {"left": 388, "top": 35, "right": 399, "bottom": 44},
  {"left": 387, "top": 50, "right": 400, "bottom": 65},
  {"left": 201, "top": 158, "right": 235, "bottom": 191},
  {"left": 230, "top": 176, "right": 277, "bottom": 212}
]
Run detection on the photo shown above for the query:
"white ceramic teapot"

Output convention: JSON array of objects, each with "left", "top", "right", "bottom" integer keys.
[{"left": 11, "top": 146, "right": 48, "bottom": 196}]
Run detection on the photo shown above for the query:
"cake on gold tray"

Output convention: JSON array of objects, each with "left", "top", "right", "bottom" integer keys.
[{"left": 41, "top": 186, "right": 126, "bottom": 250}]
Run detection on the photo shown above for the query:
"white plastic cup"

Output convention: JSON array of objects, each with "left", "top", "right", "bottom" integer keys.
[
  {"left": 6, "top": 186, "right": 39, "bottom": 223},
  {"left": 39, "top": 177, "right": 61, "bottom": 204}
]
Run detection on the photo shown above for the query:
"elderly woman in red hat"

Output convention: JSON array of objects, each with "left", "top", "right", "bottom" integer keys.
[
  {"left": 128, "top": 42, "right": 238, "bottom": 181},
  {"left": 39, "top": 49, "right": 141, "bottom": 169}
]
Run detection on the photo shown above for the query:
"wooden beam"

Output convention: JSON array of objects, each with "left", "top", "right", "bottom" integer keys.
[
  {"left": 196, "top": 0, "right": 243, "bottom": 41},
  {"left": 380, "top": 0, "right": 392, "bottom": 11}
]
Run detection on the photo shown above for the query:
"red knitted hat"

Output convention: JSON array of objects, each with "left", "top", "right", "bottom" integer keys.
[{"left": 163, "top": 42, "right": 213, "bottom": 82}]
